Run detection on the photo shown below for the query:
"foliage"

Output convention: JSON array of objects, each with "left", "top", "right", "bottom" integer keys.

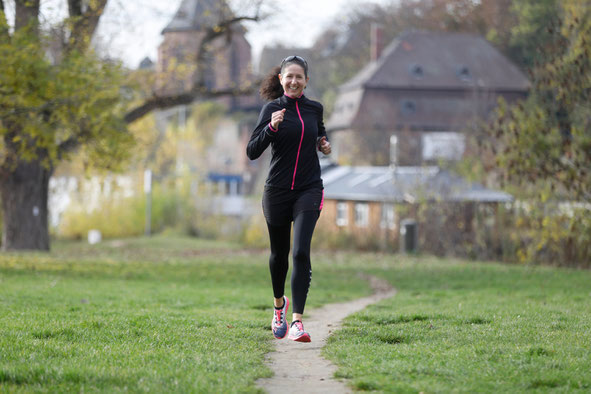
[
  {"left": 57, "top": 181, "right": 188, "bottom": 240},
  {"left": 0, "top": 23, "right": 133, "bottom": 172},
  {"left": 506, "top": 202, "right": 591, "bottom": 267},
  {"left": 127, "top": 101, "right": 225, "bottom": 178},
  {"left": 324, "top": 256, "right": 591, "bottom": 392},
  {"left": 240, "top": 212, "right": 269, "bottom": 249},
  {"left": 442, "top": 0, "right": 591, "bottom": 265},
  {"left": 488, "top": 2, "right": 590, "bottom": 201}
]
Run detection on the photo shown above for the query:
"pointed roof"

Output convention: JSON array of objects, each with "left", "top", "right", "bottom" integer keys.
[
  {"left": 342, "top": 30, "right": 530, "bottom": 91},
  {"left": 162, "top": 0, "right": 232, "bottom": 33}
]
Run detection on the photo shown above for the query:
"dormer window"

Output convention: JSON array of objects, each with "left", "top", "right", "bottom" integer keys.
[
  {"left": 401, "top": 100, "right": 417, "bottom": 115},
  {"left": 457, "top": 65, "right": 472, "bottom": 81},
  {"left": 409, "top": 63, "right": 424, "bottom": 79}
]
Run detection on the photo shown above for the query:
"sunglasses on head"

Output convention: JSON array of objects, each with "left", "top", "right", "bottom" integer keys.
[{"left": 281, "top": 55, "right": 308, "bottom": 68}]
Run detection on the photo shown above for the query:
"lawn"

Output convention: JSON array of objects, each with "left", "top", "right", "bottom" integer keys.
[
  {"left": 322, "top": 255, "right": 591, "bottom": 392},
  {"left": 0, "top": 236, "right": 370, "bottom": 392},
  {"left": 1, "top": 236, "right": 589, "bottom": 392}
]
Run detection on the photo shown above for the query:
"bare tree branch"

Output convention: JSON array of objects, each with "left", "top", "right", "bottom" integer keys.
[
  {"left": 124, "top": 84, "right": 259, "bottom": 124},
  {"left": 194, "top": 15, "right": 261, "bottom": 86},
  {"left": 125, "top": 11, "right": 262, "bottom": 124}
]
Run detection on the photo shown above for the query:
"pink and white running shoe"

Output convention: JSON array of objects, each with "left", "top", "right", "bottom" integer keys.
[
  {"left": 271, "top": 296, "right": 289, "bottom": 339},
  {"left": 288, "top": 320, "right": 311, "bottom": 342}
]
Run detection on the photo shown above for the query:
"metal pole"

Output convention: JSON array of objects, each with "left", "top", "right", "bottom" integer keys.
[{"left": 144, "top": 169, "right": 152, "bottom": 236}]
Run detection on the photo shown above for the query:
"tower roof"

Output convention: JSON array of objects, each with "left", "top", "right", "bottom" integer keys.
[{"left": 162, "top": 0, "right": 232, "bottom": 33}]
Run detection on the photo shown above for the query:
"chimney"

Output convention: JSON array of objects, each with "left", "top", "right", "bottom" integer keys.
[{"left": 370, "top": 23, "right": 384, "bottom": 62}]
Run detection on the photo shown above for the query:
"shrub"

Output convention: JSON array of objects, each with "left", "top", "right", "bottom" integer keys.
[{"left": 56, "top": 184, "right": 189, "bottom": 240}]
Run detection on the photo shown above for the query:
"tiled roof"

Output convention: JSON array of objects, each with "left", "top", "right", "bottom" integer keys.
[
  {"left": 342, "top": 30, "right": 530, "bottom": 91},
  {"left": 321, "top": 163, "right": 512, "bottom": 203}
]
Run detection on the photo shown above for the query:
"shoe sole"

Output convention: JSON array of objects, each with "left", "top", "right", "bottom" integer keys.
[{"left": 289, "top": 333, "right": 311, "bottom": 342}]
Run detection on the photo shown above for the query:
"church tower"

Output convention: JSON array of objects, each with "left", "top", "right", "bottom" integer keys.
[{"left": 157, "top": 0, "right": 255, "bottom": 110}]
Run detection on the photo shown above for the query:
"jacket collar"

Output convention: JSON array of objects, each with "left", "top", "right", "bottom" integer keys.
[{"left": 280, "top": 93, "right": 306, "bottom": 106}]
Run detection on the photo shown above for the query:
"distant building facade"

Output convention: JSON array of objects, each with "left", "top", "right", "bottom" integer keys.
[{"left": 326, "top": 31, "right": 530, "bottom": 166}]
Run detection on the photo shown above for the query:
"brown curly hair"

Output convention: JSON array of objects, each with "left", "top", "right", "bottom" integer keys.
[{"left": 259, "top": 66, "right": 283, "bottom": 101}]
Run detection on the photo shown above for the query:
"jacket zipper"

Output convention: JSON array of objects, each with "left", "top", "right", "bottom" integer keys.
[{"left": 291, "top": 101, "right": 305, "bottom": 190}]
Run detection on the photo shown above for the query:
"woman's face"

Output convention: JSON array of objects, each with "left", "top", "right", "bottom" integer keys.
[{"left": 279, "top": 63, "right": 308, "bottom": 98}]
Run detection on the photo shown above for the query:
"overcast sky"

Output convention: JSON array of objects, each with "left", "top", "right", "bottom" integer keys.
[
  {"left": 98, "top": 0, "right": 395, "bottom": 68},
  {"left": 3, "top": 0, "right": 393, "bottom": 68}
]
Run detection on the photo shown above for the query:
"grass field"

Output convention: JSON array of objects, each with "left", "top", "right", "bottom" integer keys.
[
  {"left": 1, "top": 236, "right": 590, "bottom": 392},
  {"left": 0, "top": 236, "right": 370, "bottom": 392},
  {"left": 323, "top": 255, "right": 591, "bottom": 392}
]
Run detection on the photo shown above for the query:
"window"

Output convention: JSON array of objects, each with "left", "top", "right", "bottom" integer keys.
[
  {"left": 401, "top": 100, "right": 417, "bottom": 115},
  {"left": 336, "top": 202, "right": 348, "bottom": 227},
  {"left": 380, "top": 204, "right": 397, "bottom": 230},
  {"left": 421, "top": 132, "right": 466, "bottom": 161},
  {"left": 456, "top": 65, "right": 472, "bottom": 81},
  {"left": 354, "top": 203, "right": 369, "bottom": 227},
  {"left": 409, "top": 63, "right": 424, "bottom": 79}
]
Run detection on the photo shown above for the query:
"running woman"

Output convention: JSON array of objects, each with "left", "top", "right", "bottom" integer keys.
[{"left": 247, "top": 55, "right": 331, "bottom": 342}]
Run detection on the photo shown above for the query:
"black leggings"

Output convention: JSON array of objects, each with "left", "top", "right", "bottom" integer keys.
[{"left": 267, "top": 210, "right": 319, "bottom": 314}]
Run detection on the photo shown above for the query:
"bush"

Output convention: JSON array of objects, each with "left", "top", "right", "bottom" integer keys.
[
  {"left": 504, "top": 202, "right": 591, "bottom": 268},
  {"left": 57, "top": 184, "right": 189, "bottom": 240},
  {"left": 240, "top": 214, "right": 268, "bottom": 249}
]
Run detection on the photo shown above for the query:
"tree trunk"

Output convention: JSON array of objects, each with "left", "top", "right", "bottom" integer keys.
[{"left": 1, "top": 159, "right": 52, "bottom": 251}]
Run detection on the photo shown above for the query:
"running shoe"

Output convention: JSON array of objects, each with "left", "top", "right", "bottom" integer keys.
[
  {"left": 288, "top": 320, "right": 311, "bottom": 342},
  {"left": 271, "top": 296, "right": 289, "bottom": 339}
]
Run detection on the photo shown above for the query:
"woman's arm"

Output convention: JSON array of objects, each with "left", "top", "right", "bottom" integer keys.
[
  {"left": 247, "top": 103, "right": 278, "bottom": 160},
  {"left": 316, "top": 104, "right": 331, "bottom": 155}
]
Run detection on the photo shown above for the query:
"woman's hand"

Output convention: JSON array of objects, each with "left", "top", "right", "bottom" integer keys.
[
  {"left": 270, "top": 108, "right": 286, "bottom": 130},
  {"left": 318, "top": 137, "right": 331, "bottom": 155}
]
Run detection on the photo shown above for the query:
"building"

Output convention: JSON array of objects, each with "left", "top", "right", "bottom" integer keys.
[
  {"left": 319, "top": 162, "right": 513, "bottom": 256},
  {"left": 157, "top": 0, "right": 258, "bottom": 112},
  {"left": 326, "top": 30, "right": 530, "bottom": 166}
]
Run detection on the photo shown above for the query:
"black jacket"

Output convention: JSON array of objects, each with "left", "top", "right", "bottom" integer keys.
[{"left": 247, "top": 94, "right": 327, "bottom": 190}]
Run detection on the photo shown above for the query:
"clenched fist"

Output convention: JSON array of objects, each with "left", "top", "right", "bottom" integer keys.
[
  {"left": 318, "top": 136, "right": 331, "bottom": 155},
  {"left": 271, "top": 108, "right": 286, "bottom": 130}
]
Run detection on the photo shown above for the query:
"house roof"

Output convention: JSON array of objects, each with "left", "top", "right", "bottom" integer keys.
[
  {"left": 326, "top": 31, "right": 530, "bottom": 132},
  {"left": 321, "top": 163, "right": 512, "bottom": 203},
  {"left": 162, "top": 0, "right": 233, "bottom": 33},
  {"left": 342, "top": 30, "right": 530, "bottom": 92}
]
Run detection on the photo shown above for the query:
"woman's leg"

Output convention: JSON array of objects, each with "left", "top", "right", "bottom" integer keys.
[
  {"left": 266, "top": 221, "right": 292, "bottom": 304},
  {"left": 291, "top": 210, "right": 320, "bottom": 317}
]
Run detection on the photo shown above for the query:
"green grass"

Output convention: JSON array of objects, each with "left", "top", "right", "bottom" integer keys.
[
  {"left": 2, "top": 237, "right": 590, "bottom": 392},
  {"left": 322, "top": 255, "right": 591, "bottom": 392},
  {"left": 0, "top": 236, "right": 370, "bottom": 392}
]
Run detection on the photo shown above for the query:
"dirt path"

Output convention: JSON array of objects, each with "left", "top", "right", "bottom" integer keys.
[{"left": 256, "top": 276, "right": 396, "bottom": 394}]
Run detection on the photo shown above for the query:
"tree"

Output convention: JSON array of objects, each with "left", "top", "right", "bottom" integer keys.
[
  {"left": 488, "top": 0, "right": 590, "bottom": 202},
  {"left": 0, "top": 0, "right": 263, "bottom": 251},
  {"left": 476, "top": 0, "right": 590, "bottom": 265}
]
